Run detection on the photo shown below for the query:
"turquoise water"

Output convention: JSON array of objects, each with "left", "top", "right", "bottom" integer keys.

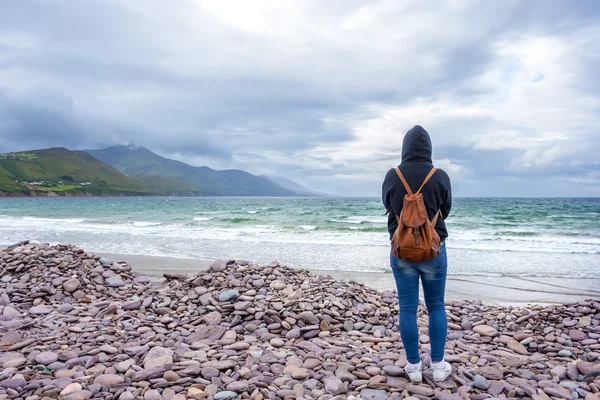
[{"left": 0, "top": 197, "right": 599, "bottom": 278}]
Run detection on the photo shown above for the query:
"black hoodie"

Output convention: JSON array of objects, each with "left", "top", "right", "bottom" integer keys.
[{"left": 382, "top": 125, "right": 452, "bottom": 241}]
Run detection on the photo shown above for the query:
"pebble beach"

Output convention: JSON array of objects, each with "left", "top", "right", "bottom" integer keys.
[{"left": 1, "top": 241, "right": 599, "bottom": 400}]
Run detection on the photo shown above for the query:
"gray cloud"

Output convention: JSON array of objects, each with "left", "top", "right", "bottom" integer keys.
[{"left": 0, "top": 0, "right": 599, "bottom": 196}]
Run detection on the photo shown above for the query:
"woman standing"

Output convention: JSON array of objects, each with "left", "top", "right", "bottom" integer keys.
[{"left": 382, "top": 125, "right": 453, "bottom": 383}]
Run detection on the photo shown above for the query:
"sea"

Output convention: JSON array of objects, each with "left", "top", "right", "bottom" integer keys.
[{"left": 0, "top": 197, "right": 599, "bottom": 279}]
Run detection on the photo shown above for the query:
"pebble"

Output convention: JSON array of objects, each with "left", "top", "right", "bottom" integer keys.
[
  {"left": 1, "top": 242, "right": 599, "bottom": 400},
  {"left": 473, "top": 375, "right": 490, "bottom": 390},
  {"left": 218, "top": 289, "right": 240, "bottom": 302},
  {"left": 214, "top": 391, "right": 238, "bottom": 400},
  {"left": 34, "top": 351, "right": 58, "bottom": 365}
]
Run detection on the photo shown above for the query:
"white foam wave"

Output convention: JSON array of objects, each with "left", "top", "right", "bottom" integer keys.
[
  {"left": 299, "top": 225, "right": 316, "bottom": 231},
  {"left": 22, "top": 217, "right": 86, "bottom": 223},
  {"left": 193, "top": 217, "right": 213, "bottom": 222},
  {"left": 247, "top": 210, "right": 258, "bottom": 214},
  {"left": 132, "top": 221, "right": 162, "bottom": 227},
  {"left": 329, "top": 216, "right": 387, "bottom": 224}
]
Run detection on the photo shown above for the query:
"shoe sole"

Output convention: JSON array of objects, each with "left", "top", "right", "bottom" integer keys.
[{"left": 407, "top": 373, "right": 422, "bottom": 383}]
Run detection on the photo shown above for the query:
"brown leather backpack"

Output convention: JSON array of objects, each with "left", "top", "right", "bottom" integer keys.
[{"left": 389, "top": 167, "right": 441, "bottom": 262}]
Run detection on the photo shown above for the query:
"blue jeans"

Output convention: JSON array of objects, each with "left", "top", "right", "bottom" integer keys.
[{"left": 390, "top": 243, "right": 448, "bottom": 364}]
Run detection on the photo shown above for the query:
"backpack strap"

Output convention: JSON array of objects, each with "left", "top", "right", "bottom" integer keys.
[
  {"left": 394, "top": 168, "right": 413, "bottom": 195},
  {"left": 416, "top": 168, "right": 437, "bottom": 194},
  {"left": 431, "top": 209, "right": 441, "bottom": 227}
]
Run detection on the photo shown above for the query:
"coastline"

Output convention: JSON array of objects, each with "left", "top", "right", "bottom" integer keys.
[
  {"left": 1, "top": 241, "right": 600, "bottom": 400},
  {"left": 1, "top": 242, "right": 598, "bottom": 304},
  {"left": 97, "top": 252, "right": 600, "bottom": 305}
]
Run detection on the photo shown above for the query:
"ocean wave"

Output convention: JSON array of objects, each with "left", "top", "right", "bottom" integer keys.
[
  {"left": 132, "top": 221, "right": 162, "bottom": 227},
  {"left": 193, "top": 217, "right": 213, "bottom": 222},
  {"left": 299, "top": 225, "right": 316, "bottom": 231},
  {"left": 225, "top": 217, "right": 254, "bottom": 223},
  {"left": 22, "top": 217, "right": 86, "bottom": 223},
  {"left": 329, "top": 216, "right": 387, "bottom": 224},
  {"left": 247, "top": 210, "right": 258, "bottom": 214}
]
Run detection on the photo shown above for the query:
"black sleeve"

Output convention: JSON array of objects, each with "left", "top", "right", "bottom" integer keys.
[
  {"left": 382, "top": 169, "right": 392, "bottom": 212},
  {"left": 440, "top": 171, "right": 452, "bottom": 220}
]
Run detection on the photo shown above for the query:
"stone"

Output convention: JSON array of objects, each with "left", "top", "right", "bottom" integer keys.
[
  {"left": 164, "top": 370, "right": 180, "bottom": 381},
  {"left": 29, "top": 306, "right": 52, "bottom": 315},
  {"left": 106, "top": 276, "right": 125, "bottom": 287},
  {"left": 0, "top": 375, "right": 26, "bottom": 389},
  {"left": 507, "top": 339, "right": 528, "bottom": 355},
  {"left": 214, "top": 391, "right": 238, "bottom": 400},
  {"left": 2, "top": 305, "right": 22, "bottom": 318},
  {"left": 558, "top": 349, "right": 573, "bottom": 357},
  {"left": 360, "top": 389, "right": 388, "bottom": 400},
  {"left": 100, "top": 344, "right": 118, "bottom": 354},
  {"left": 63, "top": 278, "right": 80, "bottom": 292},
  {"left": 144, "top": 390, "right": 162, "bottom": 400},
  {"left": 292, "top": 368, "right": 310, "bottom": 380},
  {"left": 407, "top": 384, "right": 434, "bottom": 396},
  {"left": 63, "top": 391, "right": 93, "bottom": 400},
  {"left": 473, "top": 325, "right": 497, "bottom": 337},
  {"left": 119, "top": 392, "right": 135, "bottom": 400},
  {"left": 187, "top": 388, "right": 205, "bottom": 400},
  {"left": 115, "top": 359, "right": 135, "bottom": 372},
  {"left": 473, "top": 375, "right": 490, "bottom": 390},
  {"left": 569, "top": 329, "right": 588, "bottom": 342},
  {"left": 324, "top": 375, "right": 347, "bottom": 395},
  {"left": 219, "top": 289, "right": 240, "bottom": 302},
  {"left": 93, "top": 374, "right": 125, "bottom": 386},
  {"left": 122, "top": 300, "right": 142, "bottom": 310},
  {"left": 35, "top": 351, "right": 58, "bottom": 365},
  {"left": 143, "top": 346, "right": 174, "bottom": 369},
  {"left": 227, "top": 381, "right": 249, "bottom": 392},
  {"left": 383, "top": 365, "right": 404, "bottom": 377}
]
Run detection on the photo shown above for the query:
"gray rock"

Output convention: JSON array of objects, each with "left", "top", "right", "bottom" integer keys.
[
  {"left": 63, "top": 278, "right": 80, "bottom": 293},
  {"left": 144, "top": 389, "right": 162, "bottom": 400},
  {"left": 558, "top": 349, "right": 573, "bottom": 357},
  {"left": 0, "top": 376, "right": 26, "bottom": 389},
  {"left": 143, "top": 346, "right": 173, "bottom": 369},
  {"left": 106, "top": 276, "right": 125, "bottom": 287},
  {"left": 29, "top": 306, "right": 53, "bottom": 315},
  {"left": 214, "top": 391, "right": 238, "bottom": 400},
  {"left": 35, "top": 351, "right": 58, "bottom": 365},
  {"left": 122, "top": 300, "right": 142, "bottom": 310},
  {"left": 324, "top": 375, "right": 347, "bottom": 395},
  {"left": 383, "top": 365, "right": 404, "bottom": 377},
  {"left": 407, "top": 384, "right": 434, "bottom": 396},
  {"left": 58, "top": 304, "right": 74, "bottom": 313},
  {"left": 2, "top": 305, "right": 22, "bottom": 318},
  {"left": 99, "top": 257, "right": 112, "bottom": 265},
  {"left": 473, "top": 375, "right": 490, "bottom": 390},
  {"left": 93, "top": 374, "right": 125, "bottom": 386},
  {"left": 218, "top": 289, "right": 240, "bottom": 302},
  {"left": 569, "top": 329, "right": 587, "bottom": 341},
  {"left": 227, "top": 381, "right": 249, "bottom": 392},
  {"left": 360, "top": 389, "right": 388, "bottom": 400}
]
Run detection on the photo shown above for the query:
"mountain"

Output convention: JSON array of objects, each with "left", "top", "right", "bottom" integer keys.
[
  {"left": 85, "top": 145, "right": 303, "bottom": 196},
  {"left": 265, "top": 175, "right": 329, "bottom": 196},
  {"left": 0, "top": 148, "right": 199, "bottom": 196}
]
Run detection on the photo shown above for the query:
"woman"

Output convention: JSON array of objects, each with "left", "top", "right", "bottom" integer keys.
[{"left": 382, "top": 125, "right": 452, "bottom": 383}]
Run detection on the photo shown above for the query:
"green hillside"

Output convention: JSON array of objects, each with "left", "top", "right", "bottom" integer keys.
[
  {"left": 0, "top": 148, "right": 198, "bottom": 196},
  {"left": 86, "top": 145, "right": 301, "bottom": 196}
]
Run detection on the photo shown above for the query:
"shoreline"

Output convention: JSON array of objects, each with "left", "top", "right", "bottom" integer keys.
[
  {"left": 3, "top": 242, "right": 600, "bottom": 304},
  {"left": 1, "top": 241, "right": 599, "bottom": 400},
  {"left": 97, "top": 252, "right": 600, "bottom": 305}
]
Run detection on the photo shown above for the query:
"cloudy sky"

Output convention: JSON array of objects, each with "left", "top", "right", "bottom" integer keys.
[{"left": 1, "top": 0, "right": 599, "bottom": 196}]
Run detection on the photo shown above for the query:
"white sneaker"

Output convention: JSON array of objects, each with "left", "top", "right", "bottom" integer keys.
[
  {"left": 432, "top": 360, "right": 452, "bottom": 382},
  {"left": 405, "top": 361, "right": 423, "bottom": 383}
]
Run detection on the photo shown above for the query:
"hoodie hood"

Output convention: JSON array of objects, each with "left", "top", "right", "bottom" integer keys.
[{"left": 401, "top": 125, "right": 433, "bottom": 164}]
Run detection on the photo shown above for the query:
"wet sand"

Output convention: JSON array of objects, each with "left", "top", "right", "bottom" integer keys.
[{"left": 98, "top": 252, "right": 600, "bottom": 305}]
